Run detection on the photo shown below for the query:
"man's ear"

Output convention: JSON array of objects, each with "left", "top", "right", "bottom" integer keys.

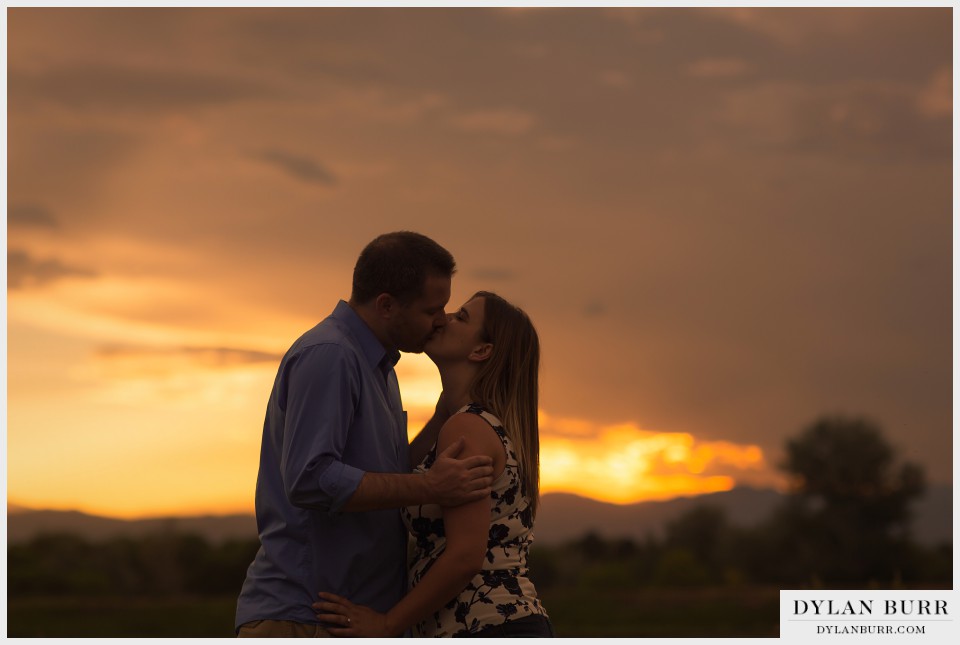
[
  {"left": 469, "top": 343, "right": 494, "bottom": 363},
  {"left": 374, "top": 293, "right": 397, "bottom": 318}
]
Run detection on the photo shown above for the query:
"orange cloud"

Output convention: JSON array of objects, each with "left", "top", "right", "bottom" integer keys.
[
  {"left": 537, "top": 412, "right": 773, "bottom": 503},
  {"left": 401, "top": 384, "right": 779, "bottom": 506}
]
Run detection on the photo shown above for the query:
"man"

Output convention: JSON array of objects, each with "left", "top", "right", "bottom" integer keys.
[{"left": 236, "top": 232, "right": 494, "bottom": 637}]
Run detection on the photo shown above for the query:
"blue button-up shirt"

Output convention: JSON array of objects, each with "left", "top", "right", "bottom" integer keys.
[{"left": 236, "top": 300, "right": 410, "bottom": 630}]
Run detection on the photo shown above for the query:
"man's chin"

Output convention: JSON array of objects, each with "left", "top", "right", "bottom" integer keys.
[{"left": 400, "top": 339, "right": 431, "bottom": 354}]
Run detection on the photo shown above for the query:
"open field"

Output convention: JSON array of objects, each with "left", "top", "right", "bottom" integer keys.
[
  {"left": 540, "top": 585, "right": 780, "bottom": 637},
  {"left": 7, "top": 595, "right": 239, "bottom": 638},
  {"left": 7, "top": 585, "right": 780, "bottom": 638}
]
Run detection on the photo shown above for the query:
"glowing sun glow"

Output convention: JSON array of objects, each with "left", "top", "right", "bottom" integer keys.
[
  {"left": 7, "top": 316, "right": 776, "bottom": 517},
  {"left": 537, "top": 412, "right": 770, "bottom": 504},
  {"left": 8, "top": 302, "right": 775, "bottom": 518}
]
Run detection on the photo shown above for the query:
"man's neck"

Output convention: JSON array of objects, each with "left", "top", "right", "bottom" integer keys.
[{"left": 348, "top": 300, "right": 396, "bottom": 353}]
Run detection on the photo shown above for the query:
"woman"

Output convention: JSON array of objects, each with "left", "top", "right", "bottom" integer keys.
[{"left": 313, "top": 291, "right": 552, "bottom": 637}]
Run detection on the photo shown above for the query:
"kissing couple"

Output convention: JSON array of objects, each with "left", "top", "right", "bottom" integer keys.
[{"left": 236, "top": 231, "right": 553, "bottom": 638}]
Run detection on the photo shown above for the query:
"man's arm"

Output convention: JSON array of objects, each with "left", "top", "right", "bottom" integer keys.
[
  {"left": 280, "top": 343, "right": 364, "bottom": 513},
  {"left": 343, "top": 391, "right": 493, "bottom": 512},
  {"left": 280, "top": 345, "right": 491, "bottom": 514},
  {"left": 340, "top": 437, "right": 493, "bottom": 512}
]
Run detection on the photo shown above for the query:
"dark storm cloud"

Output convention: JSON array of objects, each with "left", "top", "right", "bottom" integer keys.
[
  {"left": 9, "top": 65, "right": 274, "bottom": 112},
  {"left": 717, "top": 80, "right": 951, "bottom": 161},
  {"left": 8, "top": 127, "right": 139, "bottom": 204},
  {"left": 230, "top": 9, "right": 391, "bottom": 83},
  {"left": 700, "top": 8, "right": 951, "bottom": 80},
  {"left": 8, "top": 249, "right": 97, "bottom": 289},
  {"left": 5, "top": 7, "right": 952, "bottom": 488},
  {"left": 8, "top": 204, "right": 59, "bottom": 228},
  {"left": 253, "top": 149, "right": 338, "bottom": 186}
]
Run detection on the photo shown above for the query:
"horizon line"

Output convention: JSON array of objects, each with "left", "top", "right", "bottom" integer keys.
[{"left": 7, "top": 485, "right": 802, "bottom": 521}]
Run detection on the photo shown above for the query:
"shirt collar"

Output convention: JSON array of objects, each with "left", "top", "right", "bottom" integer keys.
[{"left": 331, "top": 300, "right": 399, "bottom": 370}]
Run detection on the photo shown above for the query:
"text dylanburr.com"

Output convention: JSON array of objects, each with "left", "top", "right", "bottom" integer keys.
[{"left": 780, "top": 590, "right": 959, "bottom": 642}]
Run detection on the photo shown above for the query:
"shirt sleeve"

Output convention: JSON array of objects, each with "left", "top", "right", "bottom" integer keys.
[{"left": 279, "top": 343, "right": 365, "bottom": 514}]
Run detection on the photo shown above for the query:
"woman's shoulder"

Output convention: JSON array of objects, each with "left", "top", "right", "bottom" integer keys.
[
  {"left": 455, "top": 403, "right": 504, "bottom": 431},
  {"left": 437, "top": 405, "right": 507, "bottom": 464}
]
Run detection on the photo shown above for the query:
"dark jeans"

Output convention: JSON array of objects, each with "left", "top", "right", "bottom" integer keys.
[{"left": 460, "top": 614, "right": 555, "bottom": 638}]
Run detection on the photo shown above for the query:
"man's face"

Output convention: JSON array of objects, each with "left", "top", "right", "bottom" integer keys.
[{"left": 390, "top": 273, "right": 452, "bottom": 353}]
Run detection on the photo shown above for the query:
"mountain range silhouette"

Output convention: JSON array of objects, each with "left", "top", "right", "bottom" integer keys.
[{"left": 8, "top": 485, "right": 952, "bottom": 547}]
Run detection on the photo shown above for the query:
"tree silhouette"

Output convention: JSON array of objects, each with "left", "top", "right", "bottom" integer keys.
[
  {"left": 784, "top": 417, "right": 924, "bottom": 515},
  {"left": 775, "top": 416, "right": 925, "bottom": 585}
]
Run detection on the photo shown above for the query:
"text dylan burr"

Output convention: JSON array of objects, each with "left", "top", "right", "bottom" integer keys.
[{"left": 794, "top": 600, "right": 948, "bottom": 617}]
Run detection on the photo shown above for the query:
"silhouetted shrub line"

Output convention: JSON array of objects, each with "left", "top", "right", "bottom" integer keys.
[
  {"left": 9, "top": 521, "right": 949, "bottom": 598},
  {"left": 8, "top": 533, "right": 261, "bottom": 597}
]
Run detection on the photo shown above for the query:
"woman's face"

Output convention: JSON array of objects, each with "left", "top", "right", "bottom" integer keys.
[{"left": 424, "top": 296, "right": 487, "bottom": 363}]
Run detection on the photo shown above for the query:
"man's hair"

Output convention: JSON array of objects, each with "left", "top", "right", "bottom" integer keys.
[{"left": 351, "top": 231, "right": 456, "bottom": 305}]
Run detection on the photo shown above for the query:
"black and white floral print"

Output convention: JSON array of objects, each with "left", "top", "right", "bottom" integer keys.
[{"left": 401, "top": 403, "right": 548, "bottom": 637}]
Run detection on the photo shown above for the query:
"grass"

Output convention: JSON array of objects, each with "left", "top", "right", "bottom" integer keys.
[
  {"left": 7, "top": 595, "right": 240, "bottom": 638},
  {"left": 540, "top": 585, "right": 781, "bottom": 638},
  {"left": 7, "top": 586, "right": 781, "bottom": 638}
]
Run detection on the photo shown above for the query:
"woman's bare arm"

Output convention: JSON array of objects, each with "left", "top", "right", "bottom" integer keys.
[{"left": 315, "top": 412, "right": 506, "bottom": 636}]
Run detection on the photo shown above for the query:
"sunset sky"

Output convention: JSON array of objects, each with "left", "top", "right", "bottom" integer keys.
[{"left": 6, "top": 7, "right": 952, "bottom": 518}]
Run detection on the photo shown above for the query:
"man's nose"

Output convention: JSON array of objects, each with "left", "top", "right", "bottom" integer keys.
[{"left": 436, "top": 312, "right": 451, "bottom": 327}]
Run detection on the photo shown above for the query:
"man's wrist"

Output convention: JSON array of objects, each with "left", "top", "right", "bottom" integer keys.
[{"left": 417, "top": 470, "right": 435, "bottom": 504}]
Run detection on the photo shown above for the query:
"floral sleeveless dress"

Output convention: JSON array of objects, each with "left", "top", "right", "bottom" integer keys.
[{"left": 401, "top": 403, "right": 548, "bottom": 637}]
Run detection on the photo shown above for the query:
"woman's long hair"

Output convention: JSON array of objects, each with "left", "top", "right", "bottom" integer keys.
[{"left": 468, "top": 291, "right": 541, "bottom": 517}]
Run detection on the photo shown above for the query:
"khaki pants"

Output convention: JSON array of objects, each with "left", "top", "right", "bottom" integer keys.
[{"left": 237, "top": 620, "right": 332, "bottom": 638}]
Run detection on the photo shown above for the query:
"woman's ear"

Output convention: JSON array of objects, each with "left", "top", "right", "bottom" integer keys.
[{"left": 469, "top": 343, "right": 494, "bottom": 363}]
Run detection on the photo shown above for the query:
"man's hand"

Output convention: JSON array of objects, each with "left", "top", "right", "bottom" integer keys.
[{"left": 424, "top": 437, "right": 494, "bottom": 506}]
